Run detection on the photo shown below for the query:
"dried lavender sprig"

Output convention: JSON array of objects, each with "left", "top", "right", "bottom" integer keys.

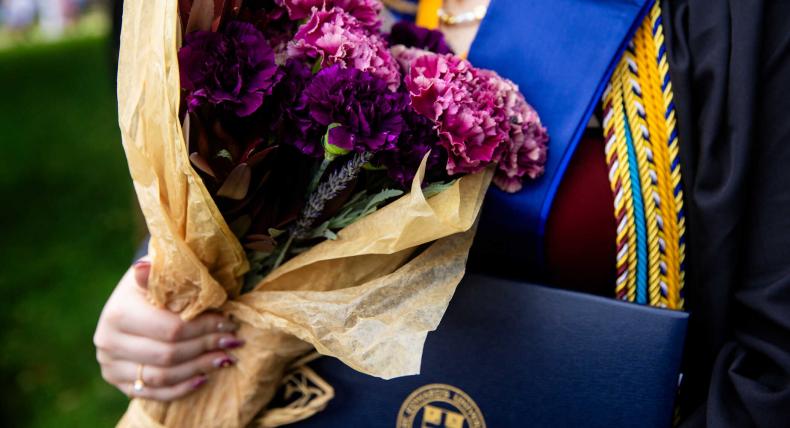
[{"left": 293, "top": 151, "right": 373, "bottom": 240}]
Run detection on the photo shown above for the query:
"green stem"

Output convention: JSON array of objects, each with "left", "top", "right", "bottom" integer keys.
[
  {"left": 272, "top": 233, "right": 295, "bottom": 270},
  {"left": 307, "top": 158, "right": 332, "bottom": 196}
]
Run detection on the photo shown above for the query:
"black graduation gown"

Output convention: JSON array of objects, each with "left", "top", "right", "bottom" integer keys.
[{"left": 664, "top": 0, "right": 790, "bottom": 426}]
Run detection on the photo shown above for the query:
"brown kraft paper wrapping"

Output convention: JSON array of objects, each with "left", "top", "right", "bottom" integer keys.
[{"left": 116, "top": 0, "right": 492, "bottom": 426}]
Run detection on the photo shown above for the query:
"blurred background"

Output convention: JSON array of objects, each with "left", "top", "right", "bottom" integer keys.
[{"left": 0, "top": 0, "right": 141, "bottom": 425}]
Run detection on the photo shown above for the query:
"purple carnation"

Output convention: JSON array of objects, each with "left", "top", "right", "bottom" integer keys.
[
  {"left": 288, "top": 7, "right": 401, "bottom": 91},
  {"left": 293, "top": 65, "right": 408, "bottom": 156},
  {"left": 238, "top": 0, "right": 299, "bottom": 57},
  {"left": 388, "top": 21, "right": 454, "bottom": 55},
  {"left": 178, "top": 22, "right": 282, "bottom": 117},
  {"left": 376, "top": 108, "right": 447, "bottom": 187},
  {"left": 270, "top": 59, "right": 320, "bottom": 155},
  {"left": 277, "top": 0, "right": 382, "bottom": 29}
]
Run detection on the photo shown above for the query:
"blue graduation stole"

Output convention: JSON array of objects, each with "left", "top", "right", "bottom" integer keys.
[{"left": 468, "top": 0, "right": 651, "bottom": 273}]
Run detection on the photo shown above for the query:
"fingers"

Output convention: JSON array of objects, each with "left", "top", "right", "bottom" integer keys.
[
  {"left": 133, "top": 257, "right": 151, "bottom": 290},
  {"left": 118, "top": 309, "right": 239, "bottom": 343},
  {"left": 118, "top": 261, "right": 239, "bottom": 343},
  {"left": 164, "top": 312, "right": 240, "bottom": 341},
  {"left": 96, "top": 261, "right": 249, "bottom": 403},
  {"left": 122, "top": 374, "right": 210, "bottom": 401},
  {"left": 105, "top": 332, "right": 245, "bottom": 366},
  {"left": 104, "top": 351, "right": 236, "bottom": 388}
]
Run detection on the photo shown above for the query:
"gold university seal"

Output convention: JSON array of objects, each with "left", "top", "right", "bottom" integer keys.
[{"left": 396, "top": 384, "right": 486, "bottom": 428}]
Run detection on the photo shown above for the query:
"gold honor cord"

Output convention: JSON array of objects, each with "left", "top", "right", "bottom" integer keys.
[
  {"left": 634, "top": 12, "right": 676, "bottom": 308},
  {"left": 604, "top": 2, "right": 685, "bottom": 310},
  {"left": 649, "top": 3, "right": 686, "bottom": 309}
]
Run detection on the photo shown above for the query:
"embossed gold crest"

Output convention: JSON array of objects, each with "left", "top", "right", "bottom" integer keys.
[{"left": 396, "top": 384, "right": 486, "bottom": 428}]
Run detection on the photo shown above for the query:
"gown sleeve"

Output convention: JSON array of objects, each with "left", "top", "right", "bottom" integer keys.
[{"left": 663, "top": 0, "right": 790, "bottom": 425}]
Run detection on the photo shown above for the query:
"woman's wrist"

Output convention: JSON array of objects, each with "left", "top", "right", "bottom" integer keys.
[
  {"left": 437, "top": 0, "right": 490, "bottom": 54},
  {"left": 441, "top": 0, "right": 489, "bottom": 16}
]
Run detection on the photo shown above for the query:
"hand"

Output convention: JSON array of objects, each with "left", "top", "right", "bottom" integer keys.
[{"left": 94, "top": 257, "right": 244, "bottom": 401}]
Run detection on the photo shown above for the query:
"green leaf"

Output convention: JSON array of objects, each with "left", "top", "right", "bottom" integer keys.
[
  {"left": 327, "top": 188, "right": 404, "bottom": 230},
  {"left": 362, "top": 188, "right": 404, "bottom": 213},
  {"left": 322, "top": 123, "right": 348, "bottom": 161},
  {"left": 362, "top": 162, "right": 387, "bottom": 171},
  {"left": 268, "top": 228, "right": 285, "bottom": 238},
  {"left": 422, "top": 180, "right": 457, "bottom": 199},
  {"left": 215, "top": 149, "right": 233, "bottom": 161},
  {"left": 297, "top": 187, "right": 404, "bottom": 242},
  {"left": 312, "top": 57, "right": 324, "bottom": 74}
]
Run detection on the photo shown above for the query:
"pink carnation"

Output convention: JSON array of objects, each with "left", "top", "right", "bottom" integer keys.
[
  {"left": 400, "top": 49, "right": 548, "bottom": 189},
  {"left": 473, "top": 70, "right": 548, "bottom": 192},
  {"left": 277, "top": 0, "right": 381, "bottom": 29},
  {"left": 288, "top": 7, "right": 400, "bottom": 90},
  {"left": 390, "top": 45, "right": 430, "bottom": 72},
  {"left": 490, "top": 75, "right": 548, "bottom": 192},
  {"left": 402, "top": 50, "right": 506, "bottom": 175},
  {"left": 397, "top": 48, "right": 472, "bottom": 120}
]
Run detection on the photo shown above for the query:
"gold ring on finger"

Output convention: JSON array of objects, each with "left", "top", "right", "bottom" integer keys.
[{"left": 133, "top": 364, "right": 146, "bottom": 393}]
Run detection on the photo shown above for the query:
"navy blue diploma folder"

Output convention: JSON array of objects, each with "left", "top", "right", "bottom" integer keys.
[{"left": 285, "top": 274, "right": 688, "bottom": 427}]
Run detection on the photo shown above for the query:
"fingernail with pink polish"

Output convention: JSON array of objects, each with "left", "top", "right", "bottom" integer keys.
[
  {"left": 133, "top": 260, "right": 150, "bottom": 270},
  {"left": 218, "top": 337, "right": 245, "bottom": 349},
  {"left": 213, "top": 356, "right": 237, "bottom": 368},
  {"left": 191, "top": 375, "right": 208, "bottom": 389}
]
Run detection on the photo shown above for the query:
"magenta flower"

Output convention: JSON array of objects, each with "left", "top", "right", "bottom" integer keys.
[
  {"left": 489, "top": 74, "right": 548, "bottom": 192},
  {"left": 403, "top": 50, "right": 506, "bottom": 175},
  {"left": 277, "top": 0, "right": 382, "bottom": 29},
  {"left": 396, "top": 47, "right": 472, "bottom": 120},
  {"left": 400, "top": 49, "right": 548, "bottom": 190},
  {"left": 288, "top": 7, "right": 400, "bottom": 91},
  {"left": 178, "top": 22, "right": 282, "bottom": 117}
]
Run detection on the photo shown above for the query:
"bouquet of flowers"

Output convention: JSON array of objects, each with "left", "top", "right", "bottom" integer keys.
[{"left": 117, "top": 0, "right": 547, "bottom": 426}]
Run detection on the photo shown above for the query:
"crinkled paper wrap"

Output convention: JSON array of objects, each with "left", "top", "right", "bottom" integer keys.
[{"left": 116, "top": 0, "right": 492, "bottom": 426}]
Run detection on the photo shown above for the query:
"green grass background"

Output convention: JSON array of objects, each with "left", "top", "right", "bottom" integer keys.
[{"left": 0, "top": 36, "right": 138, "bottom": 426}]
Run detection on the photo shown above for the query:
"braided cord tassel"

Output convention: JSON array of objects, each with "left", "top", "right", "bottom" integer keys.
[
  {"left": 634, "top": 8, "right": 677, "bottom": 309},
  {"left": 622, "top": 45, "right": 663, "bottom": 307},
  {"left": 602, "top": 1, "right": 686, "bottom": 310},
  {"left": 650, "top": 2, "right": 686, "bottom": 309},
  {"left": 621, "top": 104, "right": 650, "bottom": 305},
  {"left": 603, "top": 86, "right": 632, "bottom": 301},
  {"left": 603, "top": 66, "right": 638, "bottom": 302}
]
